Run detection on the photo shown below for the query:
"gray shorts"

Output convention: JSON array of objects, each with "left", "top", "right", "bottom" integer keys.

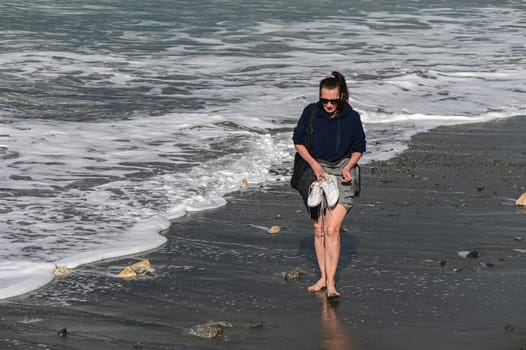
[
  {"left": 297, "top": 158, "right": 355, "bottom": 220},
  {"left": 319, "top": 158, "right": 355, "bottom": 210}
]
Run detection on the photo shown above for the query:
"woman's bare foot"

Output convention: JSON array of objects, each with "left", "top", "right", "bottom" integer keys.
[
  {"left": 326, "top": 285, "right": 340, "bottom": 299},
  {"left": 308, "top": 279, "right": 327, "bottom": 293}
]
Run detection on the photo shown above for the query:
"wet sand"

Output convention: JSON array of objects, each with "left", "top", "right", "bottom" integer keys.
[{"left": 1, "top": 116, "right": 525, "bottom": 350}]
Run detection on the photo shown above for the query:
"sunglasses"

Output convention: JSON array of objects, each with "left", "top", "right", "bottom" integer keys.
[{"left": 320, "top": 98, "right": 340, "bottom": 105}]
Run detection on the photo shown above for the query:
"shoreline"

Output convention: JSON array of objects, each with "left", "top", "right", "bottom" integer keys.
[
  {"left": 0, "top": 115, "right": 515, "bottom": 302},
  {"left": 1, "top": 116, "right": 525, "bottom": 349}
]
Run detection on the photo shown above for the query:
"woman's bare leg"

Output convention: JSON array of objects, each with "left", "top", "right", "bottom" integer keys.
[
  {"left": 322, "top": 204, "right": 347, "bottom": 297},
  {"left": 308, "top": 215, "right": 327, "bottom": 292}
]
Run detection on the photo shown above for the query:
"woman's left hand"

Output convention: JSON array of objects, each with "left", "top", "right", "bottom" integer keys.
[{"left": 341, "top": 167, "right": 353, "bottom": 183}]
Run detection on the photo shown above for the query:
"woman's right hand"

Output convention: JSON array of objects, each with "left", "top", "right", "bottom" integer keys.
[
  {"left": 294, "top": 144, "right": 325, "bottom": 181},
  {"left": 310, "top": 161, "right": 326, "bottom": 181}
]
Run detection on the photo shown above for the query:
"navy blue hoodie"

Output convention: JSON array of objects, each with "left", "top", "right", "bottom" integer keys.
[{"left": 293, "top": 102, "right": 366, "bottom": 163}]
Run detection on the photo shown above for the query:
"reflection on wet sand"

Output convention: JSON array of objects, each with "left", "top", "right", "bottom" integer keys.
[{"left": 317, "top": 293, "right": 352, "bottom": 349}]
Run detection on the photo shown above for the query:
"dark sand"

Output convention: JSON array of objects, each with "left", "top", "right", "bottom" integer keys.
[{"left": 1, "top": 116, "right": 525, "bottom": 350}]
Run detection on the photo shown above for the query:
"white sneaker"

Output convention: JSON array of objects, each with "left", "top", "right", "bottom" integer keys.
[
  {"left": 319, "top": 174, "right": 339, "bottom": 207},
  {"left": 307, "top": 181, "right": 323, "bottom": 207}
]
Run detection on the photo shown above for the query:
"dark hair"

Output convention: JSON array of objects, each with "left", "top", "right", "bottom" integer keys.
[{"left": 319, "top": 71, "right": 349, "bottom": 111}]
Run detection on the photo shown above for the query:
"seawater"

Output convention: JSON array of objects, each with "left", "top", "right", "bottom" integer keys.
[{"left": 1, "top": 0, "right": 525, "bottom": 300}]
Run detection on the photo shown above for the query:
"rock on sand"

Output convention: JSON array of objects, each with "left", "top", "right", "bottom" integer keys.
[
  {"left": 118, "top": 259, "right": 154, "bottom": 278},
  {"left": 516, "top": 192, "right": 526, "bottom": 207}
]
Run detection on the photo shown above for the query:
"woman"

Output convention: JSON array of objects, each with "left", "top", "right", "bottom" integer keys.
[{"left": 292, "top": 71, "right": 366, "bottom": 299}]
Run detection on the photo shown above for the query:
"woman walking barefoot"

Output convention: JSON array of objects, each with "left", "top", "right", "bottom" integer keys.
[{"left": 292, "top": 71, "right": 366, "bottom": 299}]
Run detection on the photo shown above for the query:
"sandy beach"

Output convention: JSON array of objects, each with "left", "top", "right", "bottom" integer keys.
[{"left": 1, "top": 116, "right": 525, "bottom": 350}]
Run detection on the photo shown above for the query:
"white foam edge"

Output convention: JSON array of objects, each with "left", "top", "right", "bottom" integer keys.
[
  {"left": 55, "top": 216, "right": 170, "bottom": 269},
  {"left": 0, "top": 261, "right": 56, "bottom": 300},
  {"left": 0, "top": 195, "right": 236, "bottom": 300},
  {"left": 0, "top": 216, "right": 170, "bottom": 300}
]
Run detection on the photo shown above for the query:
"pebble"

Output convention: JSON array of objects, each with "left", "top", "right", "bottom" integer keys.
[
  {"left": 118, "top": 259, "right": 154, "bottom": 278},
  {"left": 190, "top": 321, "right": 232, "bottom": 339},
  {"left": 240, "top": 178, "right": 248, "bottom": 190},
  {"left": 57, "top": 328, "right": 67, "bottom": 338},
  {"left": 284, "top": 267, "right": 307, "bottom": 281},
  {"left": 268, "top": 225, "right": 281, "bottom": 234},
  {"left": 54, "top": 266, "right": 70, "bottom": 276},
  {"left": 504, "top": 324, "right": 515, "bottom": 332},
  {"left": 458, "top": 250, "right": 480, "bottom": 258}
]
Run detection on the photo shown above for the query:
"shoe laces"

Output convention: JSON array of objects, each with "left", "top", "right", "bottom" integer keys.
[{"left": 318, "top": 179, "right": 334, "bottom": 222}]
